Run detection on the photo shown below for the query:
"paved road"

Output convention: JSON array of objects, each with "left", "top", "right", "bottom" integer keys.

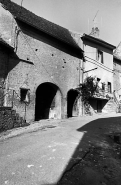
[{"left": 0, "top": 113, "right": 121, "bottom": 185}]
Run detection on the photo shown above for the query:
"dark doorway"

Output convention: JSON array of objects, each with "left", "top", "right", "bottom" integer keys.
[
  {"left": 67, "top": 89, "right": 79, "bottom": 117},
  {"left": 97, "top": 100, "right": 102, "bottom": 113},
  {"left": 35, "top": 82, "right": 61, "bottom": 121}
]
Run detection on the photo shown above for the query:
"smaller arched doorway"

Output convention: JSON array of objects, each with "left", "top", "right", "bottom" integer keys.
[
  {"left": 67, "top": 89, "right": 79, "bottom": 118},
  {"left": 35, "top": 82, "right": 62, "bottom": 121}
]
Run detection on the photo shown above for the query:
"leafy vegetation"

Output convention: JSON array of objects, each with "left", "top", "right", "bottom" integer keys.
[
  {"left": 77, "top": 76, "right": 99, "bottom": 114},
  {"left": 78, "top": 76, "right": 98, "bottom": 102}
]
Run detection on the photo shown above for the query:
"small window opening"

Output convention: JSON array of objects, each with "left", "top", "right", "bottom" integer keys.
[
  {"left": 20, "top": 88, "right": 29, "bottom": 102},
  {"left": 96, "top": 49, "right": 103, "bottom": 64},
  {"left": 108, "top": 82, "right": 111, "bottom": 93},
  {"left": 102, "top": 83, "right": 105, "bottom": 91}
]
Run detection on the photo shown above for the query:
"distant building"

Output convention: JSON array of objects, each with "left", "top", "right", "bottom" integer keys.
[
  {"left": 113, "top": 42, "right": 121, "bottom": 91},
  {"left": 113, "top": 42, "right": 121, "bottom": 110},
  {"left": 81, "top": 27, "right": 116, "bottom": 114},
  {"left": 0, "top": 0, "right": 84, "bottom": 123}
]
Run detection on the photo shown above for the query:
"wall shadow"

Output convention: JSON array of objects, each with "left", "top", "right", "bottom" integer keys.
[
  {"left": 0, "top": 45, "right": 15, "bottom": 80},
  {"left": 0, "top": 45, "right": 28, "bottom": 80},
  {"left": 0, "top": 45, "right": 20, "bottom": 104},
  {"left": 0, "top": 44, "right": 33, "bottom": 106}
]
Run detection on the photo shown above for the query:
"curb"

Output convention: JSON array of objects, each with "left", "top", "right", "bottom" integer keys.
[
  {"left": 0, "top": 113, "right": 121, "bottom": 142},
  {"left": 0, "top": 119, "right": 61, "bottom": 141}
]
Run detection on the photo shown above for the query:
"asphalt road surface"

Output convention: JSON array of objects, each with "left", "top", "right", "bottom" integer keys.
[{"left": 0, "top": 113, "right": 121, "bottom": 185}]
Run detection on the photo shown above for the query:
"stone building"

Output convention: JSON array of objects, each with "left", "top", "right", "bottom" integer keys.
[
  {"left": 113, "top": 42, "right": 121, "bottom": 91},
  {"left": 113, "top": 42, "right": 121, "bottom": 109},
  {"left": 0, "top": 0, "right": 83, "bottom": 123},
  {"left": 81, "top": 27, "right": 116, "bottom": 114}
]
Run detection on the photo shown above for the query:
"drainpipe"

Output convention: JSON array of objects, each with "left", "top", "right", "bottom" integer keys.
[
  {"left": 79, "top": 59, "right": 81, "bottom": 85},
  {"left": 24, "top": 102, "right": 26, "bottom": 123},
  {"left": 82, "top": 42, "right": 85, "bottom": 116}
]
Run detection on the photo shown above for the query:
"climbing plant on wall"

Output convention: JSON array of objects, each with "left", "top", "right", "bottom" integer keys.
[{"left": 77, "top": 76, "right": 99, "bottom": 114}]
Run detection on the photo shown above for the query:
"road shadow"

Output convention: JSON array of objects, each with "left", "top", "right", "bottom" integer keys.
[{"left": 42, "top": 115, "right": 121, "bottom": 185}]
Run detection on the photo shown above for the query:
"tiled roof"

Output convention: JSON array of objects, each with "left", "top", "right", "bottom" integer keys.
[
  {"left": 0, "top": 37, "right": 13, "bottom": 50},
  {"left": 0, "top": 0, "right": 82, "bottom": 50}
]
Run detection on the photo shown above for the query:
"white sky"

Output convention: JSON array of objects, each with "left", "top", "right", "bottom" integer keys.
[{"left": 12, "top": 0, "right": 121, "bottom": 46}]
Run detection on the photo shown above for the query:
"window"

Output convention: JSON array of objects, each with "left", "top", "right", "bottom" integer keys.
[
  {"left": 102, "top": 83, "right": 105, "bottom": 91},
  {"left": 108, "top": 82, "right": 111, "bottom": 93},
  {"left": 96, "top": 49, "right": 103, "bottom": 64},
  {"left": 97, "top": 78, "right": 100, "bottom": 82},
  {"left": 97, "top": 78, "right": 102, "bottom": 89},
  {"left": 20, "top": 88, "right": 29, "bottom": 103}
]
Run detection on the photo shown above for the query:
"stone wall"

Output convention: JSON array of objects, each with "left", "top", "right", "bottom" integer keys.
[
  {"left": 0, "top": 107, "right": 29, "bottom": 132},
  {"left": 102, "top": 98, "right": 117, "bottom": 113},
  {"left": 113, "top": 57, "right": 121, "bottom": 91},
  {"left": 0, "top": 8, "right": 83, "bottom": 122},
  {"left": 0, "top": 45, "right": 11, "bottom": 106}
]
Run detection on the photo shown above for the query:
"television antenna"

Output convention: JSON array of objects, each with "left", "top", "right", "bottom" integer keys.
[
  {"left": 93, "top": 10, "right": 99, "bottom": 28},
  {"left": 21, "top": 0, "right": 24, "bottom": 7}
]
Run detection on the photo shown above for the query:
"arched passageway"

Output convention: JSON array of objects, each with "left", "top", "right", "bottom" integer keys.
[
  {"left": 67, "top": 89, "right": 79, "bottom": 118},
  {"left": 35, "top": 82, "right": 61, "bottom": 121}
]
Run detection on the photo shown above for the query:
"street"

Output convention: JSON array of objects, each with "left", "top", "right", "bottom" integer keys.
[{"left": 0, "top": 113, "right": 121, "bottom": 185}]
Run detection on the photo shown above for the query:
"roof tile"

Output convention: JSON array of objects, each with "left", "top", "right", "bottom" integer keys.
[{"left": 0, "top": 0, "right": 81, "bottom": 50}]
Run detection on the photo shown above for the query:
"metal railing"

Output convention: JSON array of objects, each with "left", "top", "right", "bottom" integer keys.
[{"left": 93, "top": 87, "right": 113, "bottom": 99}]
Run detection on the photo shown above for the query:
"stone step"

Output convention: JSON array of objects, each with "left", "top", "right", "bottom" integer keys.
[{"left": 0, "top": 107, "right": 29, "bottom": 132}]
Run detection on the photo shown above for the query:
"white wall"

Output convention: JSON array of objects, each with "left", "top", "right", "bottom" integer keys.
[{"left": 84, "top": 44, "right": 114, "bottom": 92}]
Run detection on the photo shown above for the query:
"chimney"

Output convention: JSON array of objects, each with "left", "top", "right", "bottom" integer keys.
[{"left": 89, "top": 27, "right": 100, "bottom": 38}]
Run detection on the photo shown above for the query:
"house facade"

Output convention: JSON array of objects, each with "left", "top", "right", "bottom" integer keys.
[
  {"left": 0, "top": 0, "right": 84, "bottom": 123},
  {"left": 113, "top": 42, "right": 121, "bottom": 109},
  {"left": 81, "top": 28, "right": 116, "bottom": 114}
]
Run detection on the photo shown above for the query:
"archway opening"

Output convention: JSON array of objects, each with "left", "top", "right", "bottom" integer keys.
[
  {"left": 67, "top": 89, "right": 79, "bottom": 118},
  {"left": 35, "top": 82, "right": 61, "bottom": 121}
]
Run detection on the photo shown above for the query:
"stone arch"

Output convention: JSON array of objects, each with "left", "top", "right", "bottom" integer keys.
[
  {"left": 67, "top": 89, "right": 79, "bottom": 118},
  {"left": 35, "top": 82, "right": 62, "bottom": 121}
]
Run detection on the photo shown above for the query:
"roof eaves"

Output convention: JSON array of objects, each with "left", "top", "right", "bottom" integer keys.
[
  {"left": 82, "top": 34, "right": 116, "bottom": 50},
  {"left": 113, "top": 54, "right": 121, "bottom": 61},
  {"left": 15, "top": 17, "right": 82, "bottom": 51},
  {"left": 0, "top": 39, "right": 14, "bottom": 51}
]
